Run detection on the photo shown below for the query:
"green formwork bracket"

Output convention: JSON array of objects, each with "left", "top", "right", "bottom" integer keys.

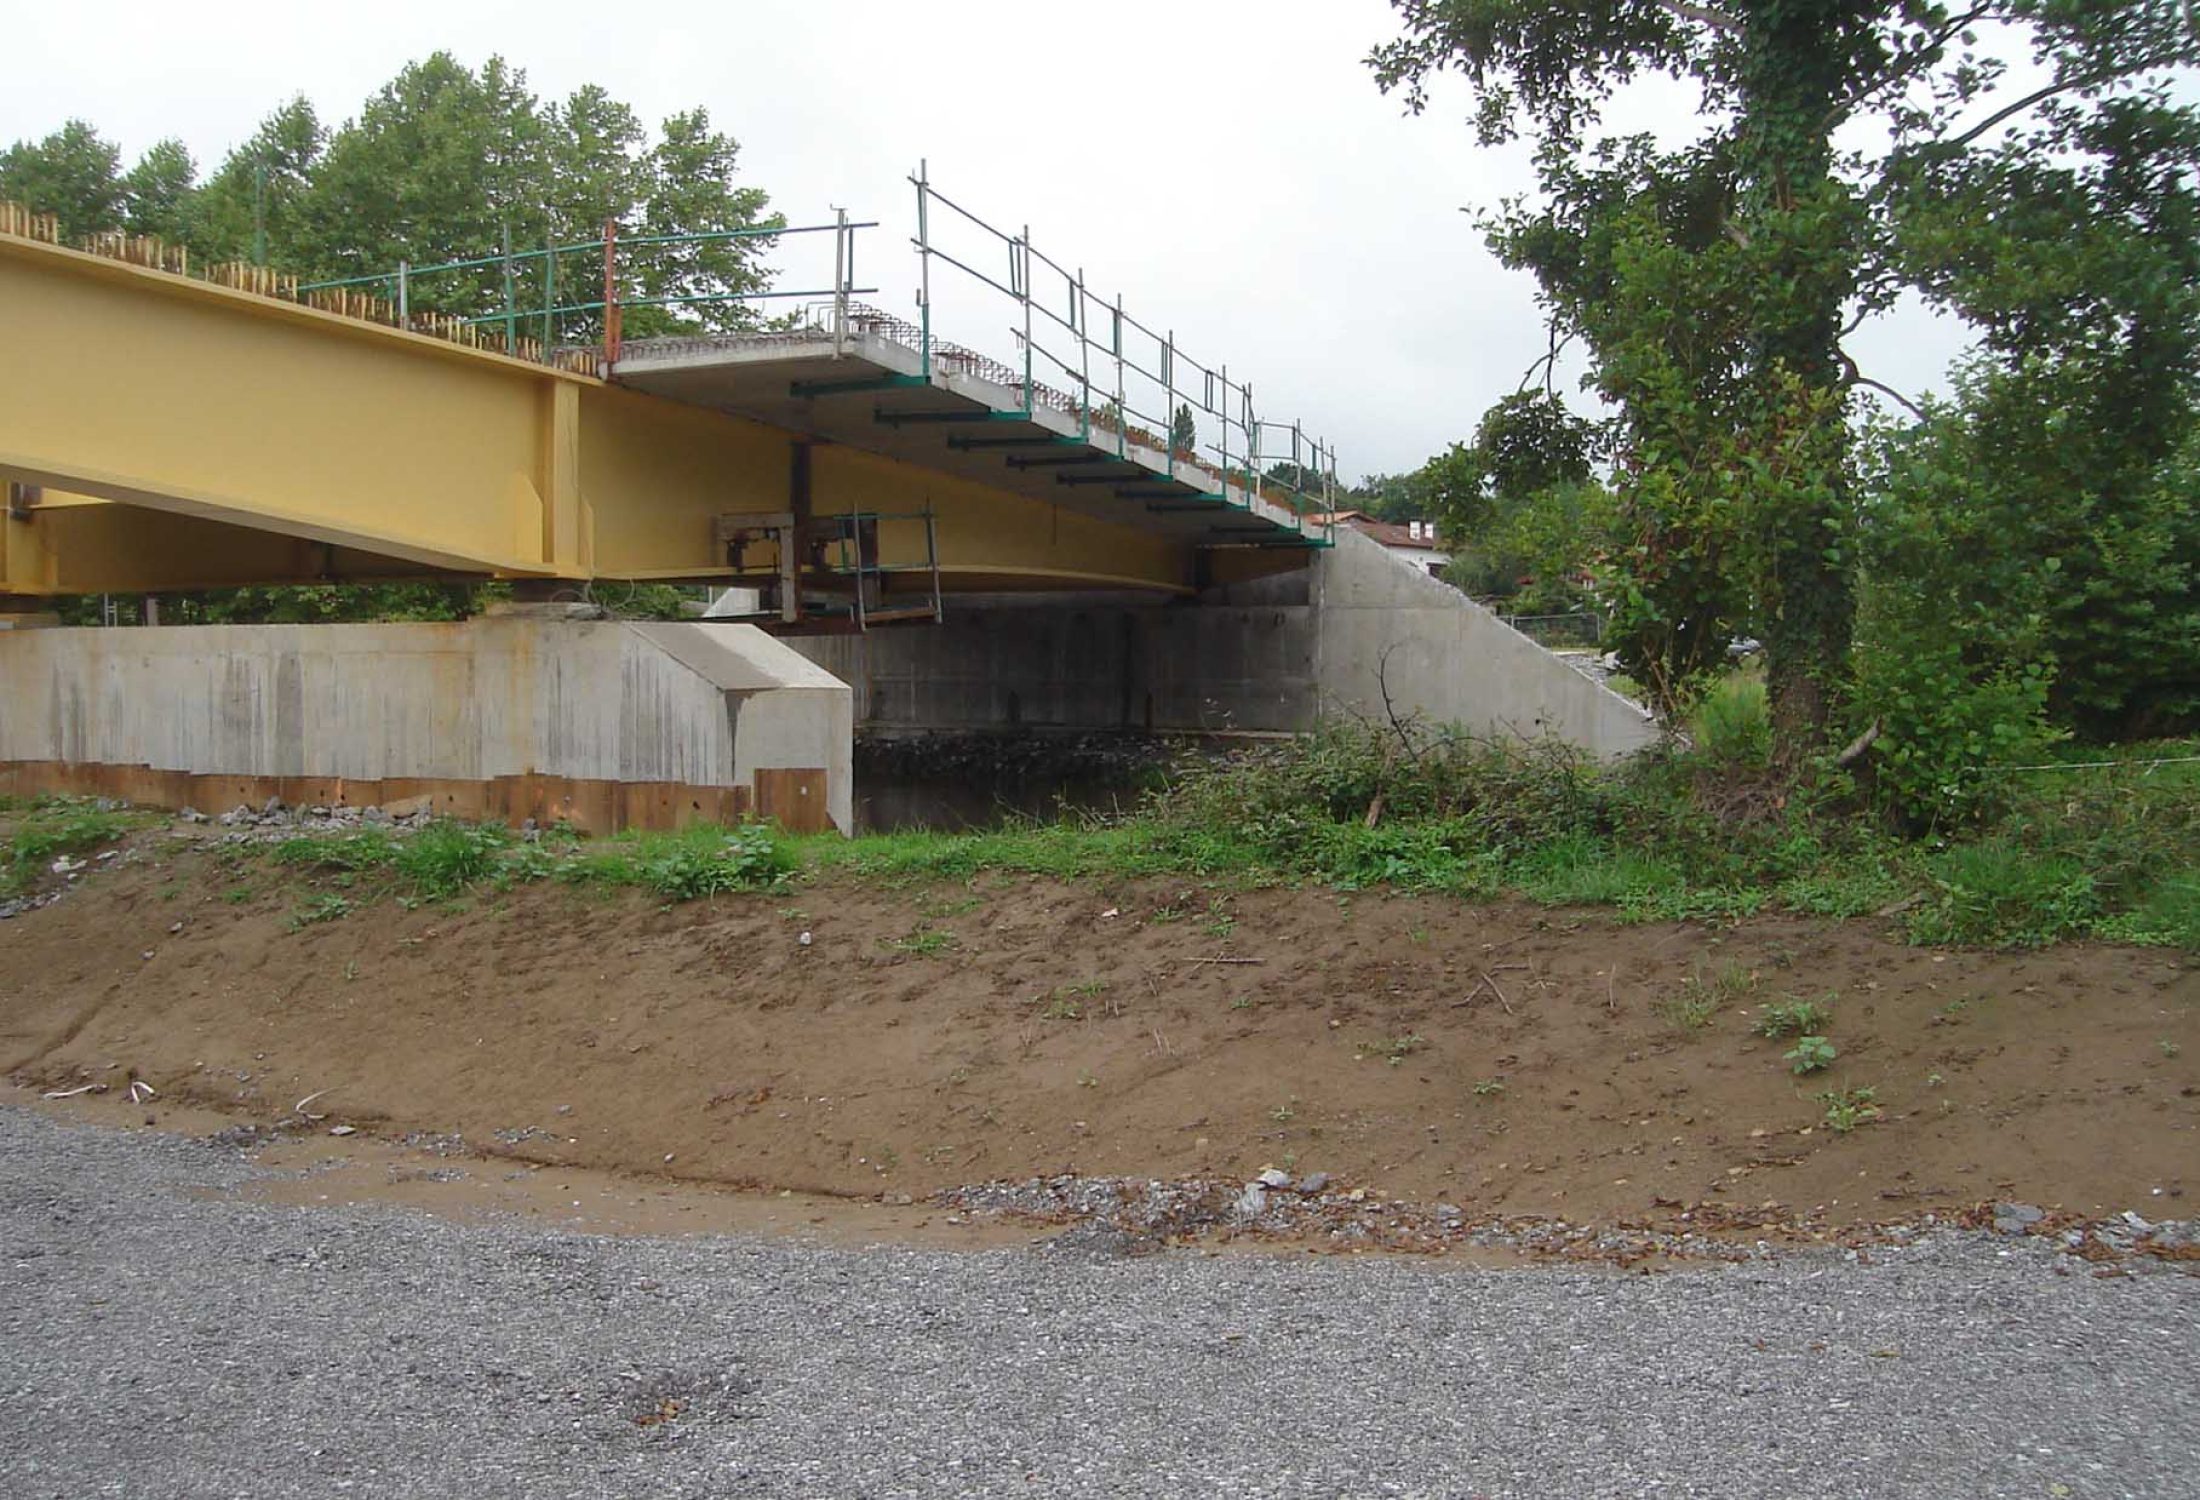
[
  {"left": 791, "top": 373, "right": 931, "bottom": 399},
  {"left": 871, "top": 408, "right": 1038, "bottom": 428}
]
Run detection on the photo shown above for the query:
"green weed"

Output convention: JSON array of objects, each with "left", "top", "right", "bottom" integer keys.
[
  {"left": 1754, "top": 994, "right": 1834, "bottom": 1039},
  {"left": 286, "top": 892, "right": 353, "bottom": 931},
  {"left": 1784, "top": 1035, "right": 1838, "bottom": 1075},
  {"left": 1357, "top": 1033, "right": 1428, "bottom": 1066},
  {"left": 884, "top": 927, "right": 957, "bottom": 957},
  {"left": 393, "top": 819, "right": 509, "bottom": 899},
  {"left": 1657, "top": 961, "right": 1753, "bottom": 1031},
  {"left": 1818, "top": 1087, "right": 1881, "bottom": 1133}
]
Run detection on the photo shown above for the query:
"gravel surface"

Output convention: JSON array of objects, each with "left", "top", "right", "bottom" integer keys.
[{"left": 2, "top": 1107, "right": 2194, "bottom": 1499}]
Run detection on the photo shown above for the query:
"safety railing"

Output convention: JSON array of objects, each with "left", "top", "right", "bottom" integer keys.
[
  {"left": 3, "top": 174, "right": 1340, "bottom": 547},
  {"left": 910, "top": 163, "right": 1335, "bottom": 546},
  {"left": 295, "top": 214, "right": 878, "bottom": 366}
]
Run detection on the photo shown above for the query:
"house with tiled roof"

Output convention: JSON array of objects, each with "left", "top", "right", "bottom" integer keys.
[{"left": 1314, "top": 512, "right": 1450, "bottom": 577}]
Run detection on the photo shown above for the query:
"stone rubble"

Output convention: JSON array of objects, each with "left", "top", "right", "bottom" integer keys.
[{"left": 940, "top": 1171, "right": 2200, "bottom": 1272}]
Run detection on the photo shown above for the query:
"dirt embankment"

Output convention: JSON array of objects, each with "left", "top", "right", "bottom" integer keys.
[{"left": 1, "top": 833, "right": 2193, "bottom": 1231}]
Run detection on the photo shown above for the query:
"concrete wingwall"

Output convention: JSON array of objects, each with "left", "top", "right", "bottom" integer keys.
[
  {"left": 0, "top": 615, "right": 852, "bottom": 833},
  {"left": 791, "top": 526, "right": 1656, "bottom": 757}
]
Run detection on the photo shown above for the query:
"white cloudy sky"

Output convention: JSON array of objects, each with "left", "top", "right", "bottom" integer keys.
[{"left": 7, "top": 0, "right": 1996, "bottom": 478}]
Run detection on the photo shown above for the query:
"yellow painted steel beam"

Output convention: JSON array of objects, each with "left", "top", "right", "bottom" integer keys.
[
  {"left": 0, "top": 232, "right": 1201, "bottom": 597},
  {"left": 4, "top": 493, "right": 441, "bottom": 594},
  {"left": 0, "top": 234, "right": 582, "bottom": 583}
]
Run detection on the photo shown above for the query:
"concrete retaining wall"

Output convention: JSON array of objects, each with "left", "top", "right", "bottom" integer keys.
[
  {"left": 0, "top": 614, "right": 852, "bottom": 833},
  {"left": 793, "top": 528, "right": 1656, "bottom": 757}
]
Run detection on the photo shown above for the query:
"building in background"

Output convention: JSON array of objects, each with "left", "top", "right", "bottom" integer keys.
[{"left": 1314, "top": 512, "right": 1449, "bottom": 577}]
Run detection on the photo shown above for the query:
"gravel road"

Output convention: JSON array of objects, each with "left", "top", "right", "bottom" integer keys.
[{"left": 1, "top": 1107, "right": 2193, "bottom": 1499}]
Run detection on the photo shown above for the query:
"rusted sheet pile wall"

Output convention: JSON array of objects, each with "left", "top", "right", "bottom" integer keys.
[{"left": 0, "top": 616, "right": 851, "bottom": 833}]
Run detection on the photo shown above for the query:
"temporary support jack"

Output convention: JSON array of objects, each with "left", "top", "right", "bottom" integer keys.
[{"left": 709, "top": 506, "right": 945, "bottom": 635}]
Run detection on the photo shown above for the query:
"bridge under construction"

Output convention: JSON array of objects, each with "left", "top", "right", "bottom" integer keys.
[{"left": 0, "top": 170, "right": 1651, "bottom": 833}]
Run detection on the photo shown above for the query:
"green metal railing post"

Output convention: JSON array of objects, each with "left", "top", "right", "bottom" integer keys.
[
  {"left": 1018, "top": 225, "right": 1034, "bottom": 418},
  {"left": 1076, "top": 269, "right": 1090, "bottom": 442},
  {"left": 1163, "top": 329, "right": 1176, "bottom": 482},
  {"left": 915, "top": 160, "right": 932, "bottom": 381},
  {"left": 541, "top": 232, "right": 554, "bottom": 350},
  {"left": 1112, "top": 295, "right": 1126, "bottom": 458},
  {"left": 832, "top": 206, "right": 849, "bottom": 356},
  {"left": 1218, "top": 364, "right": 1230, "bottom": 502},
  {"left": 1247, "top": 395, "right": 1260, "bottom": 510},
  {"left": 396, "top": 260, "right": 409, "bottom": 329}
]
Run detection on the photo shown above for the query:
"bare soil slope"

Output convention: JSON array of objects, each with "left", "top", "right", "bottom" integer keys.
[{"left": 2, "top": 833, "right": 2193, "bottom": 1231}]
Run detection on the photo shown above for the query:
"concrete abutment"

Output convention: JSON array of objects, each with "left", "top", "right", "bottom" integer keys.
[
  {"left": 790, "top": 528, "right": 1655, "bottom": 755},
  {"left": 0, "top": 616, "right": 852, "bottom": 834}
]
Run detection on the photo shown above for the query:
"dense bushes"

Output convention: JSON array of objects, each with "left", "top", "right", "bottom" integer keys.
[{"left": 1143, "top": 715, "right": 2198, "bottom": 950}]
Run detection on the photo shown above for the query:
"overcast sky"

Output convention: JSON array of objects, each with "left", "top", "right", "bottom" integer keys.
[{"left": 7, "top": 0, "right": 1989, "bottom": 480}]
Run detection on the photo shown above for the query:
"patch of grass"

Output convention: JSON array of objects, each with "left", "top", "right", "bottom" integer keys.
[
  {"left": 1357, "top": 1032, "right": 1428, "bottom": 1067},
  {"left": 244, "top": 818, "right": 797, "bottom": 913},
  {"left": 1776, "top": 864, "right": 1909, "bottom": 918},
  {"left": 1032, "top": 988, "right": 1087, "bottom": 1021},
  {"left": 2096, "top": 873, "right": 2200, "bottom": 951},
  {"left": 1906, "top": 840, "right": 2099, "bottom": 948},
  {"left": 222, "top": 884, "right": 257, "bottom": 904},
  {"left": 285, "top": 892, "right": 353, "bottom": 931},
  {"left": 393, "top": 819, "right": 511, "bottom": 899},
  {"left": 883, "top": 926, "right": 958, "bottom": 957},
  {"left": 1686, "top": 673, "right": 1770, "bottom": 770},
  {"left": 3, "top": 799, "right": 142, "bottom": 897},
  {"left": 1508, "top": 835, "right": 1685, "bottom": 909},
  {"left": 1472, "top": 1077, "right": 1507, "bottom": 1097},
  {"left": 563, "top": 822, "right": 794, "bottom": 900},
  {"left": 918, "top": 892, "right": 983, "bottom": 921},
  {"left": 1657, "top": 961, "right": 1754, "bottom": 1031},
  {"left": 1754, "top": 994, "right": 1834, "bottom": 1039},
  {"left": 270, "top": 830, "right": 397, "bottom": 873}
]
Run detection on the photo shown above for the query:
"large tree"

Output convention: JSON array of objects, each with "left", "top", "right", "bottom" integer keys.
[
  {"left": 2, "top": 55, "right": 780, "bottom": 341},
  {"left": 1371, "top": 0, "right": 2198, "bottom": 764},
  {"left": 0, "top": 120, "right": 123, "bottom": 238}
]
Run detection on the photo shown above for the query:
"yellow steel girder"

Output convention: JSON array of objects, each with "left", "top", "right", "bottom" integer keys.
[{"left": 0, "top": 232, "right": 1198, "bottom": 597}]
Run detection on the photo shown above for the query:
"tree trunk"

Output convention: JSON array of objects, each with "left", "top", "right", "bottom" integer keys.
[{"left": 1737, "top": 0, "right": 1860, "bottom": 773}]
